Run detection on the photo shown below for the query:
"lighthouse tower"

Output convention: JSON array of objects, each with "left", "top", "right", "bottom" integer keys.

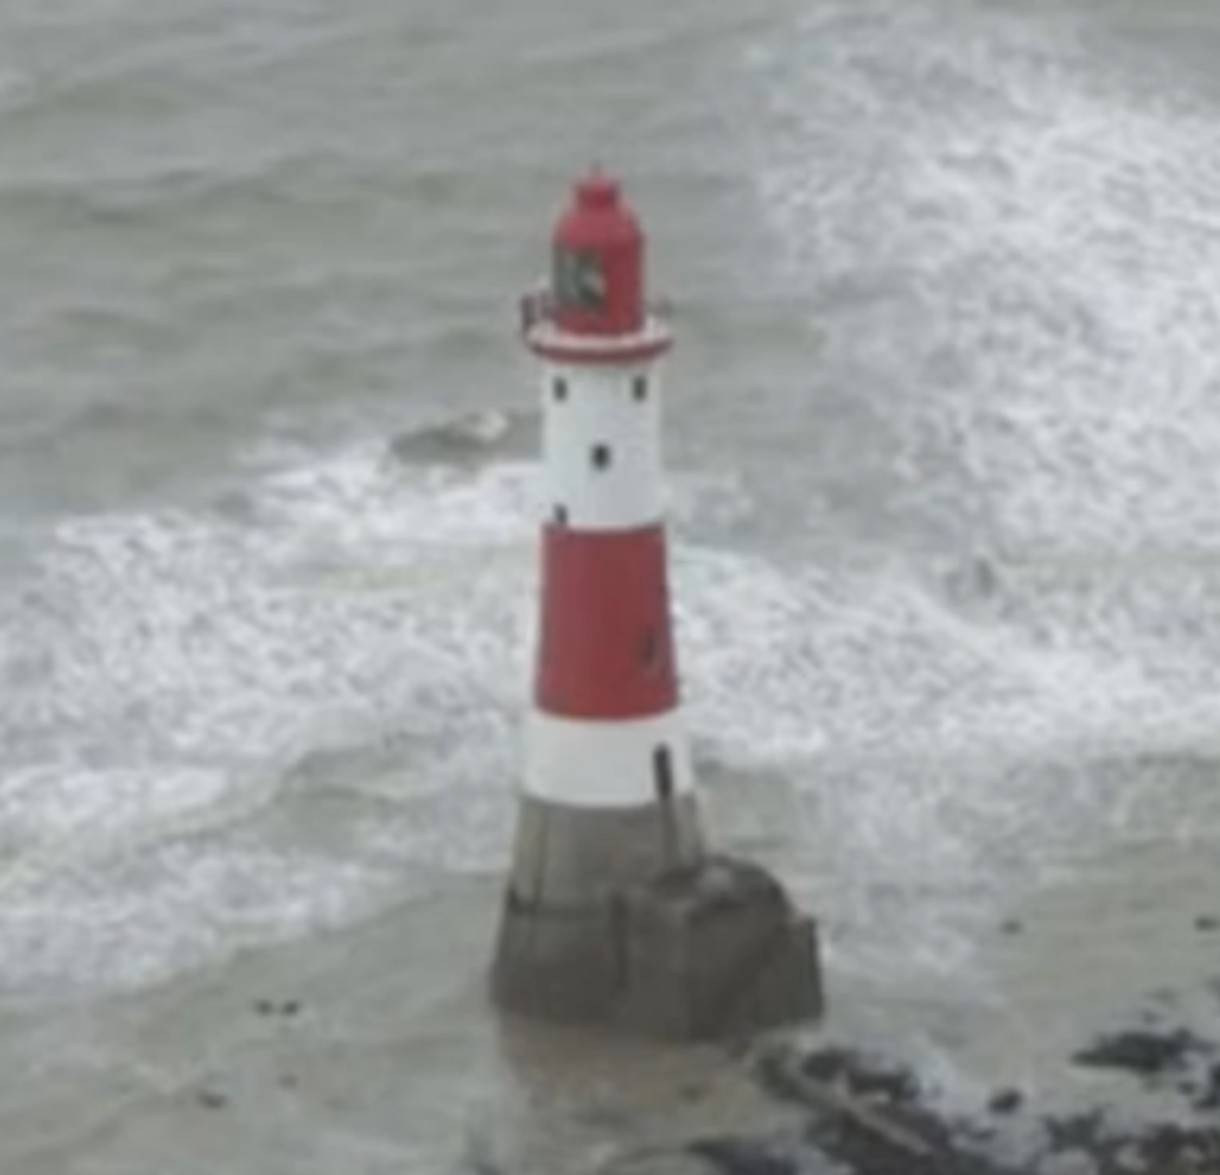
[{"left": 492, "top": 172, "right": 822, "bottom": 1039}]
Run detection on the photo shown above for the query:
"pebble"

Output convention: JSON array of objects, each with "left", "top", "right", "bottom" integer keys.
[{"left": 988, "top": 1088, "right": 1023, "bottom": 1115}]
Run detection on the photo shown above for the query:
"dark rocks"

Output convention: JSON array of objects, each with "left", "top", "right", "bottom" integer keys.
[
  {"left": 1198, "top": 1063, "right": 1220, "bottom": 1111},
  {"left": 1195, "top": 915, "right": 1218, "bottom": 933},
  {"left": 741, "top": 1002, "right": 1220, "bottom": 1175},
  {"left": 1071, "top": 1029, "right": 1198, "bottom": 1078},
  {"left": 716, "top": 960, "right": 1220, "bottom": 1175},
  {"left": 388, "top": 409, "right": 533, "bottom": 469},
  {"left": 1136, "top": 1122, "right": 1220, "bottom": 1172},
  {"left": 254, "top": 997, "right": 302, "bottom": 1019},
  {"left": 1070, "top": 1021, "right": 1220, "bottom": 1114},
  {"left": 755, "top": 1045, "right": 1008, "bottom": 1175},
  {"left": 687, "top": 1137, "right": 803, "bottom": 1175},
  {"left": 196, "top": 1088, "right": 227, "bottom": 1110},
  {"left": 988, "top": 1089, "right": 1023, "bottom": 1116},
  {"left": 796, "top": 1114, "right": 1007, "bottom": 1175},
  {"left": 1043, "top": 1112, "right": 1104, "bottom": 1155},
  {"left": 798, "top": 1047, "right": 918, "bottom": 1105}
]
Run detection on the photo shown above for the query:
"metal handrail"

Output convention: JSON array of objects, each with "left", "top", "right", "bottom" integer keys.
[{"left": 518, "top": 289, "right": 674, "bottom": 337}]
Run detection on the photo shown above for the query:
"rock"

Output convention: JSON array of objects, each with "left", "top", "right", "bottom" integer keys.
[
  {"left": 1042, "top": 1113, "right": 1104, "bottom": 1155},
  {"left": 687, "top": 1137, "right": 801, "bottom": 1175},
  {"left": 743, "top": 1017, "right": 1220, "bottom": 1175},
  {"left": 1194, "top": 915, "right": 1218, "bottom": 932},
  {"left": 799, "top": 1047, "right": 854, "bottom": 1084},
  {"left": 946, "top": 555, "right": 1000, "bottom": 606},
  {"left": 389, "top": 410, "right": 520, "bottom": 465},
  {"left": 1071, "top": 1029, "right": 1196, "bottom": 1077},
  {"left": 797, "top": 1047, "right": 917, "bottom": 1104},
  {"left": 196, "top": 1088, "right": 228, "bottom": 1110},
  {"left": 1137, "top": 1122, "right": 1216, "bottom": 1169},
  {"left": 987, "top": 1089, "right": 1023, "bottom": 1116},
  {"left": 1137, "top": 1127, "right": 1195, "bottom": 1171},
  {"left": 1197, "top": 1062, "right": 1220, "bottom": 1110}
]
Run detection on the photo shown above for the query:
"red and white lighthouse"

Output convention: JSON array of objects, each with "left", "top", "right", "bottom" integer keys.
[
  {"left": 523, "top": 170, "right": 699, "bottom": 861},
  {"left": 493, "top": 172, "right": 822, "bottom": 1039}
]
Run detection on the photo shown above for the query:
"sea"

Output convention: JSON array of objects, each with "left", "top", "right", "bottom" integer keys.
[{"left": 1, "top": 0, "right": 1220, "bottom": 1171}]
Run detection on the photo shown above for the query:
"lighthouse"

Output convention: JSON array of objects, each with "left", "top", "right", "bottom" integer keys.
[{"left": 492, "top": 171, "right": 823, "bottom": 1039}]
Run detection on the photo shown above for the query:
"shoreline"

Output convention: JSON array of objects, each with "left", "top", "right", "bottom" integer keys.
[{"left": 0, "top": 826, "right": 1215, "bottom": 1174}]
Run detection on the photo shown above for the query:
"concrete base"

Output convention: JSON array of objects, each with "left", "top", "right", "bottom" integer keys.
[
  {"left": 492, "top": 852, "right": 823, "bottom": 1041},
  {"left": 503, "top": 792, "right": 706, "bottom": 909}
]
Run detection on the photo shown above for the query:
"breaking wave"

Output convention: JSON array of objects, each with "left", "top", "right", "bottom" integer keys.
[{"left": 2, "top": 412, "right": 1219, "bottom": 995}]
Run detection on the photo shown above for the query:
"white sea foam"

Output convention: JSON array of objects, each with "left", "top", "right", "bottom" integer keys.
[
  {"left": 1, "top": 426, "right": 1212, "bottom": 995},
  {"left": 742, "top": 0, "right": 1220, "bottom": 561},
  {"left": 0, "top": 441, "right": 784, "bottom": 991},
  {"left": 0, "top": 444, "right": 532, "bottom": 990},
  {"left": 725, "top": 0, "right": 1220, "bottom": 987}
]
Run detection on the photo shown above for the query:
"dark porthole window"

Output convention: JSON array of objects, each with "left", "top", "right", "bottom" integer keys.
[
  {"left": 554, "top": 504, "right": 568, "bottom": 526},
  {"left": 552, "top": 377, "right": 568, "bottom": 402},
  {"left": 632, "top": 375, "right": 648, "bottom": 401},
  {"left": 591, "top": 443, "right": 611, "bottom": 470}
]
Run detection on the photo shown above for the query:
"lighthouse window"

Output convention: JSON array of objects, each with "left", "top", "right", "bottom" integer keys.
[
  {"left": 591, "top": 443, "right": 612, "bottom": 470},
  {"left": 553, "top": 247, "right": 606, "bottom": 311},
  {"left": 632, "top": 376, "right": 648, "bottom": 401},
  {"left": 554, "top": 504, "right": 568, "bottom": 526},
  {"left": 552, "top": 377, "right": 568, "bottom": 402}
]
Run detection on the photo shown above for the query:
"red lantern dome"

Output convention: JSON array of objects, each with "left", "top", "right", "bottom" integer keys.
[
  {"left": 520, "top": 171, "right": 672, "bottom": 366},
  {"left": 550, "top": 171, "right": 644, "bottom": 337}
]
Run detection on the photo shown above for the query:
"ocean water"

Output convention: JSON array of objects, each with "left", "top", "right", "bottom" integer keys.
[{"left": 2, "top": 0, "right": 1220, "bottom": 1170}]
